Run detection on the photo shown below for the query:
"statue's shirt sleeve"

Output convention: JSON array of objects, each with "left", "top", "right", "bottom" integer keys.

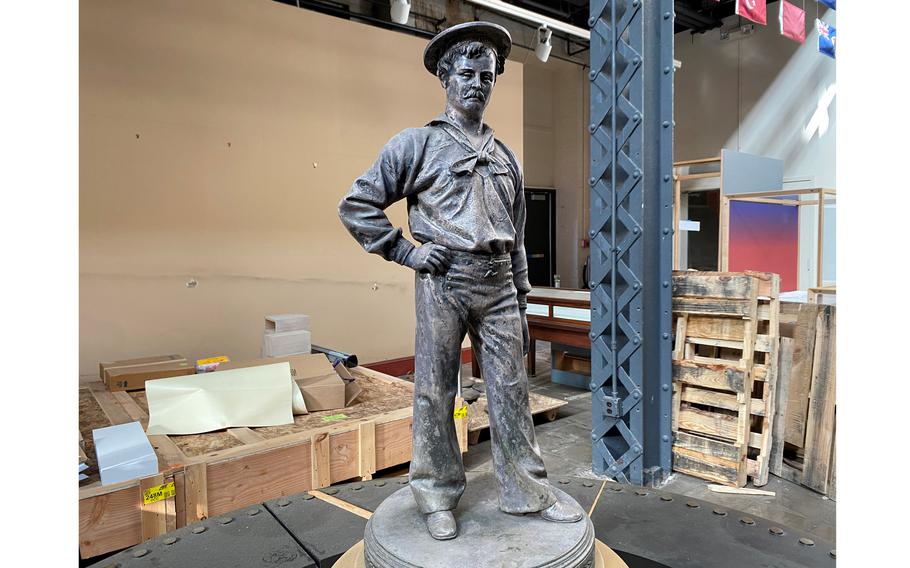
[{"left": 337, "top": 129, "right": 423, "bottom": 265}]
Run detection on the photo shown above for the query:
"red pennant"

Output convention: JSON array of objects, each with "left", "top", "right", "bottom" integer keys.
[
  {"left": 779, "top": 1, "right": 806, "bottom": 44},
  {"left": 736, "top": 0, "right": 767, "bottom": 26}
]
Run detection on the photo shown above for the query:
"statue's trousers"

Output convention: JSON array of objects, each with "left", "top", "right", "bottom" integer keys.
[{"left": 409, "top": 251, "right": 557, "bottom": 515}]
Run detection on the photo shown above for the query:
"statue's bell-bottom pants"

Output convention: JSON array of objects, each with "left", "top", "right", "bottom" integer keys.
[{"left": 409, "top": 251, "right": 557, "bottom": 515}]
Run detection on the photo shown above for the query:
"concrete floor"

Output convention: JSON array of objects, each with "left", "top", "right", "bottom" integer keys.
[{"left": 459, "top": 341, "right": 836, "bottom": 544}]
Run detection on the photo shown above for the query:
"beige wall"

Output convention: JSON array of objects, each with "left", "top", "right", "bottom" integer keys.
[
  {"left": 80, "top": 0, "right": 523, "bottom": 374},
  {"left": 521, "top": 55, "right": 589, "bottom": 288}
]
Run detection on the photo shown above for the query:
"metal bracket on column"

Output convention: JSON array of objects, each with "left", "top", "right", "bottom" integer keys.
[{"left": 589, "top": 0, "right": 674, "bottom": 485}]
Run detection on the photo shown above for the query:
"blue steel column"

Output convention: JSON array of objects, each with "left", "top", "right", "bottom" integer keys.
[{"left": 589, "top": 0, "right": 673, "bottom": 485}]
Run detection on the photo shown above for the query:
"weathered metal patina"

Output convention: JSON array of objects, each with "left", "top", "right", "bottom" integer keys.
[{"left": 339, "top": 22, "right": 582, "bottom": 541}]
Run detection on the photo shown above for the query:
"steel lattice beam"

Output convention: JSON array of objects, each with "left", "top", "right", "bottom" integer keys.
[{"left": 589, "top": 0, "right": 673, "bottom": 485}]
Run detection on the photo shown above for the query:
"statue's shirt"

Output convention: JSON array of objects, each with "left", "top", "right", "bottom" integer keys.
[{"left": 339, "top": 114, "right": 531, "bottom": 303}]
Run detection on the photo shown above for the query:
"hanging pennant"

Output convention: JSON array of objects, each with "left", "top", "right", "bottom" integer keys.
[
  {"left": 817, "top": 19, "right": 836, "bottom": 59},
  {"left": 736, "top": 0, "right": 768, "bottom": 26},
  {"left": 780, "top": 1, "right": 806, "bottom": 44},
  {"left": 818, "top": 0, "right": 836, "bottom": 10}
]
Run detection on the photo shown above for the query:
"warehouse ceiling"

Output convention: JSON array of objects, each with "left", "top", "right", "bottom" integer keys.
[{"left": 505, "top": 1, "right": 782, "bottom": 35}]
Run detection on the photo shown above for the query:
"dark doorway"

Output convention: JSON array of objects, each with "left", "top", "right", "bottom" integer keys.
[
  {"left": 524, "top": 188, "right": 556, "bottom": 287},
  {"left": 686, "top": 189, "right": 720, "bottom": 271}
]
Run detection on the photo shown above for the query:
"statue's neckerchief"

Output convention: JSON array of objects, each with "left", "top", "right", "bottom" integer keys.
[{"left": 428, "top": 114, "right": 510, "bottom": 176}]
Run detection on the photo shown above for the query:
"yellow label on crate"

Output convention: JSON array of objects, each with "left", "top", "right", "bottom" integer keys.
[
  {"left": 197, "top": 356, "right": 230, "bottom": 366},
  {"left": 322, "top": 413, "right": 348, "bottom": 423},
  {"left": 453, "top": 405, "right": 468, "bottom": 420},
  {"left": 142, "top": 481, "right": 176, "bottom": 505}
]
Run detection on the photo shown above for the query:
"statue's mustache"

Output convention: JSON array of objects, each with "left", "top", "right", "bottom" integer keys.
[{"left": 464, "top": 90, "right": 485, "bottom": 101}]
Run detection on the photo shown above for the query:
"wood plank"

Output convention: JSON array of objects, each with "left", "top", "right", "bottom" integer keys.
[
  {"left": 786, "top": 304, "right": 820, "bottom": 447},
  {"left": 88, "top": 381, "right": 133, "bottom": 425},
  {"left": 685, "top": 315, "right": 745, "bottom": 341},
  {"left": 674, "top": 156, "right": 721, "bottom": 166},
  {"left": 184, "top": 462, "right": 208, "bottom": 523},
  {"left": 672, "top": 447, "right": 740, "bottom": 486},
  {"left": 708, "top": 485, "right": 775, "bottom": 497},
  {"left": 686, "top": 336, "right": 743, "bottom": 350},
  {"left": 172, "top": 471, "right": 186, "bottom": 530},
  {"left": 674, "top": 431, "right": 741, "bottom": 461},
  {"left": 206, "top": 442, "right": 313, "bottom": 517},
  {"left": 455, "top": 397, "right": 468, "bottom": 454},
  {"left": 375, "top": 415, "right": 413, "bottom": 470},
  {"left": 751, "top": 339, "right": 778, "bottom": 487},
  {"left": 671, "top": 383, "right": 681, "bottom": 434},
  {"left": 311, "top": 432, "right": 332, "bottom": 489},
  {"left": 802, "top": 307, "right": 836, "bottom": 493},
  {"left": 328, "top": 430, "right": 361, "bottom": 484},
  {"left": 769, "top": 338, "right": 794, "bottom": 477},
  {"left": 673, "top": 362, "right": 746, "bottom": 393},
  {"left": 827, "top": 428, "right": 836, "bottom": 501},
  {"left": 677, "top": 405, "right": 739, "bottom": 440},
  {"left": 678, "top": 384, "right": 763, "bottom": 415},
  {"left": 673, "top": 314, "right": 688, "bottom": 360},
  {"left": 309, "top": 490, "right": 373, "bottom": 520},
  {"left": 358, "top": 421, "right": 376, "bottom": 481},
  {"left": 79, "top": 485, "right": 142, "bottom": 558},
  {"left": 139, "top": 474, "right": 168, "bottom": 542},
  {"left": 227, "top": 427, "right": 266, "bottom": 445},
  {"left": 671, "top": 273, "right": 756, "bottom": 300},
  {"left": 672, "top": 297, "right": 753, "bottom": 317}
]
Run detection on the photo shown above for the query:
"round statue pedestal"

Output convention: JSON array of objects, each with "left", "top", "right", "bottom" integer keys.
[
  {"left": 333, "top": 475, "right": 628, "bottom": 568},
  {"left": 333, "top": 539, "right": 626, "bottom": 568}
]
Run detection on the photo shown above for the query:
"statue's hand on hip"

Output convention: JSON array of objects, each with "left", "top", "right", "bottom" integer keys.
[
  {"left": 404, "top": 243, "right": 452, "bottom": 275},
  {"left": 520, "top": 308, "right": 530, "bottom": 355}
]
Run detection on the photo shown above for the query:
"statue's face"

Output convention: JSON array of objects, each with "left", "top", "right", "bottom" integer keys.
[{"left": 443, "top": 52, "right": 497, "bottom": 118}]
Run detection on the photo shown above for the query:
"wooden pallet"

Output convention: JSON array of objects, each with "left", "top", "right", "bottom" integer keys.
[
  {"left": 769, "top": 303, "right": 836, "bottom": 497},
  {"left": 465, "top": 378, "right": 568, "bottom": 445},
  {"left": 671, "top": 271, "right": 780, "bottom": 487},
  {"left": 78, "top": 367, "right": 460, "bottom": 559}
]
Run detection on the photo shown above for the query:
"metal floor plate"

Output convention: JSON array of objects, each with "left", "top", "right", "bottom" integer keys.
[
  {"left": 89, "top": 504, "right": 315, "bottom": 568},
  {"left": 91, "top": 476, "right": 835, "bottom": 568}
]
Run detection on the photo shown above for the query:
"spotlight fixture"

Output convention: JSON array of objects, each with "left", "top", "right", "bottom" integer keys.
[
  {"left": 535, "top": 25, "right": 553, "bottom": 63},
  {"left": 390, "top": 0, "right": 411, "bottom": 25}
]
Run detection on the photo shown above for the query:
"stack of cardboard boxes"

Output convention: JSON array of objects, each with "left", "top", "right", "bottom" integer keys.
[
  {"left": 261, "top": 314, "right": 311, "bottom": 357},
  {"left": 99, "top": 354, "right": 195, "bottom": 391}
]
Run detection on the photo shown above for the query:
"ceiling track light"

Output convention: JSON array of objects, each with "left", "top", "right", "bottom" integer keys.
[
  {"left": 535, "top": 25, "right": 553, "bottom": 63},
  {"left": 390, "top": 0, "right": 410, "bottom": 25}
]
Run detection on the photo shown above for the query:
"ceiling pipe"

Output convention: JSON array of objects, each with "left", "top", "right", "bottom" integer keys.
[{"left": 463, "top": 0, "right": 590, "bottom": 40}]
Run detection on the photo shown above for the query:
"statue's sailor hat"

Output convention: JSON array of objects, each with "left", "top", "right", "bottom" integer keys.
[{"left": 423, "top": 21, "right": 512, "bottom": 76}]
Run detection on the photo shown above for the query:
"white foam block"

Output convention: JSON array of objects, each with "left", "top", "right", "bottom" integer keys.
[{"left": 92, "top": 421, "right": 158, "bottom": 486}]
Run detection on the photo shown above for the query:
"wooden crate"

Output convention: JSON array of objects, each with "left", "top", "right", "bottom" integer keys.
[
  {"left": 78, "top": 367, "right": 452, "bottom": 559},
  {"left": 670, "top": 271, "right": 780, "bottom": 487}
]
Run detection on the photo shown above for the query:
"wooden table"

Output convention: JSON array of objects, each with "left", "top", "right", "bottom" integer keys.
[{"left": 471, "top": 288, "right": 591, "bottom": 377}]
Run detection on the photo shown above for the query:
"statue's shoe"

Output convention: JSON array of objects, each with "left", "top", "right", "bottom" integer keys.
[
  {"left": 426, "top": 510, "right": 457, "bottom": 540},
  {"left": 540, "top": 499, "right": 583, "bottom": 523}
]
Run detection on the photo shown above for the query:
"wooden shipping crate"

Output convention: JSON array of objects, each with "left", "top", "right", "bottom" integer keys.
[
  {"left": 78, "top": 367, "right": 455, "bottom": 559},
  {"left": 671, "top": 271, "right": 780, "bottom": 487}
]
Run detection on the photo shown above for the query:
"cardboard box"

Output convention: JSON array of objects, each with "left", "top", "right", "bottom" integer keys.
[
  {"left": 264, "top": 314, "right": 311, "bottom": 334},
  {"left": 220, "top": 354, "right": 360, "bottom": 411},
  {"left": 92, "top": 421, "right": 159, "bottom": 486},
  {"left": 261, "top": 329, "right": 312, "bottom": 358},
  {"left": 100, "top": 355, "right": 194, "bottom": 392}
]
